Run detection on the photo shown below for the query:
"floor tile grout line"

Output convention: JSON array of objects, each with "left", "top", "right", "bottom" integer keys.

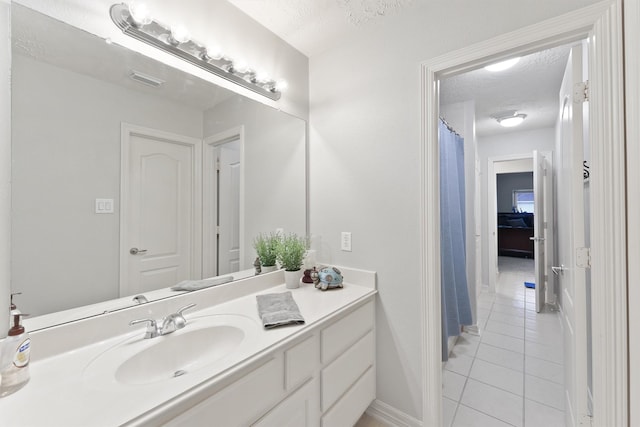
[{"left": 456, "top": 402, "right": 520, "bottom": 427}]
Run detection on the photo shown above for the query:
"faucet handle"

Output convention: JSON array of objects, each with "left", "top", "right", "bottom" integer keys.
[
  {"left": 177, "top": 303, "right": 196, "bottom": 316},
  {"left": 129, "top": 318, "right": 159, "bottom": 339}
]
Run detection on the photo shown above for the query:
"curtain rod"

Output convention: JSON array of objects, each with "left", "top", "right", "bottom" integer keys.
[{"left": 439, "top": 117, "right": 461, "bottom": 137}]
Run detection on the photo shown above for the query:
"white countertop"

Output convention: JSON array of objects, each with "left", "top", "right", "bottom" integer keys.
[{"left": 0, "top": 270, "right": 376, "bottom": 427}]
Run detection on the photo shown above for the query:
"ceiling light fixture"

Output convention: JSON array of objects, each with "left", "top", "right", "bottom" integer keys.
[
  {"left": 497, "top": 113, "right": 527, "bottom": 128},
  {"left": 110, "top": 3, "right": 284, "bottom": 100},
  {"left": 484, "top": 57, "right": 520, "bottom": 72}
]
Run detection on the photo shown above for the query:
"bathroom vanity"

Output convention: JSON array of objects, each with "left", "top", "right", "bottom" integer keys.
[{"left": 0, "top": 268, "right": 376, "bottom": 426}]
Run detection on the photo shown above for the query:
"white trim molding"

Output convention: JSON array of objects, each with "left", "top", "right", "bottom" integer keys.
[
  {"left": 420, "top": 1, "right": 627, "bottom": 426},
  {"left": 366, "top": 399, "right": 422, "bottom": 427},
  {"left": 0, "top": 0, "right": 10, "bottom": 338},
  {"left": 624, "top": 0, "right": 640, "bottom": 424}
]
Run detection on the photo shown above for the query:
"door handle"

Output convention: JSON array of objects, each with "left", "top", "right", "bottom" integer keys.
[
  {"left": 551, "top": 265, "right": 566, "bottom": 275},
  {"left": 130, "top": 247, "right": 148, "bottom": 255},
  {"left": 529, "top": 237, "right": 545, "bottom": 242}
]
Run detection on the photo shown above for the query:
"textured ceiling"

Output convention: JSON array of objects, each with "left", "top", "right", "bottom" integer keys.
[
  {"left": 440, "top": 45, "right": 571, "bottom": 137},
  {"left": 228, "top": 0, "right": 572, "bottom": 137},
  {"left": 227, "top": 0, "right": 415, "bottom": 57}
]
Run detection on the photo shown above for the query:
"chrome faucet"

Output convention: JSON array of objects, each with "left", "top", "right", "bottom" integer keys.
[
  {"left": 129, "top": 318, "right": 160, "bottom": 339},
  {"left": 161, "top": 303, "right": 196, "bottom": 334},
  {"left": 129, "top": 303, "right": 197, "bottom": 339}
]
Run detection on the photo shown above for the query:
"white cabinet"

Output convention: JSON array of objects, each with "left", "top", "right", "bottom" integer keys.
[
  {"left": 163, "top": 356, "right": 285, "bottom": 427},
  {"left": 253, "top": 379, "right": 320, "bottom": 427},
  {"left": 163, "top": 298, "right": 375, "bottom": 427}
]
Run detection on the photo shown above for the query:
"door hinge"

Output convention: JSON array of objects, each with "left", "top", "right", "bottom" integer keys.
[
  {"left": 576, "top": 247, "right": 591, "bottom": 269},
  {"left": 574, "top": 80, "right": 589, "bottom": 103}
]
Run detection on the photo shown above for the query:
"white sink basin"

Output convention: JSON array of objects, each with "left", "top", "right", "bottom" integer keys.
[{"left": 83, "top": 314, "right": 259, "bottom": 388}]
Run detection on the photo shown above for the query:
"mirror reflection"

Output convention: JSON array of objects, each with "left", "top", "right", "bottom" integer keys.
[{"left": 10, "top": 5, "right": 306, "bottom": 329}]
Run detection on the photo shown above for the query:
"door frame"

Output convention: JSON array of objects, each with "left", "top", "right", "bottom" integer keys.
[
  {"left": 419, "top": 1, "right": 627, "bottom": 426},
  {"left": 625, "top": 0, "right": 640, "bottom": 424},
  {"left": 487, "top": 154, "right": 534, "bottom": 294},
  {"left": 202, "top": 126, "right": 245, "bottom": 278},
  {"left": 119, "top": 123, "right": 203, "bottom": 296}
]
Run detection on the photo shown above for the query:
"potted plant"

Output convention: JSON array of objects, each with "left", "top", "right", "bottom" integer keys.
[
  {"left": 253, "top": 232, "right": 280, "bottom": 273},
  {"left": 276, "top": 233, "right": 308, "bottom": 289}
]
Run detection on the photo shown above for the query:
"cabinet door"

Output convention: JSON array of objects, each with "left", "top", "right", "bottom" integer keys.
[
  {"left": 163, "top": 356, "right": 284, "bottom": 427},
  {"left": 253, "top": 379, "right": 320, "bottom": 427}
]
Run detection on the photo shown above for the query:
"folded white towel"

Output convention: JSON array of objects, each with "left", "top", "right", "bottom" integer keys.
[{"left": 171, "top": 276, "right": 233, "bottom": 291}]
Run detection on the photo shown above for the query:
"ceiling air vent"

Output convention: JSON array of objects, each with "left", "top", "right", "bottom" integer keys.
[{"left": 129, "top": 70, "right": 164, "bottom": 88}]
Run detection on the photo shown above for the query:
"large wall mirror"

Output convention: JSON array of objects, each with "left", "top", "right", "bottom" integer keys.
[{"left": 11, "top": 4, "right": 306, "bottom": 330}]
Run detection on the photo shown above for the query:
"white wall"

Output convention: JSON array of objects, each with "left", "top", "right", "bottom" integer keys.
[
  {"left": 478, "top": 128, "right": 554, "bottom": 288},
  {"left": 15, "top": 0, "right": 309, "bottom": 121},
  {"left": 0, "top": 0, "right": 10, "bottom": 337},
  {"left": 307, "top": 0, "right": 598, "bottom": 415},
  {"left": 203, "top": 97, "right": 306, "bottom": 270},
  {"left": 497, "top": 172, "right": 534, "bottom": 212},
  {"left": 11, "top": 55, "right": 204, "bottom": 316}
]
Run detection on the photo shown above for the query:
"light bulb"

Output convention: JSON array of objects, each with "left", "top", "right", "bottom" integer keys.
[
  {"left": 255, "top": 70, "right": 270, "bottom": 83},
  {"left": 129, "top": 3, "right": 152, "bottom": 26},
  {"left": 234, "top": 59, "right": 249, "bottom": 74},
  {"left": 484, "top": 57, "right": 520, "bottom": 72},
  {"left": 275, "top": 79, "right": 288, "bottom": 92},
  {"left": 170, "top": 25, "right": 191, "bottom": 44},
  {"left": 205, "top": 45, "right": 224, "bottom": 60}
]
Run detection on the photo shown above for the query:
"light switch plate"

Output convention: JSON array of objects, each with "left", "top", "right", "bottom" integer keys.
[{"left": 341, "top": 232, "right": 352, "bottom": 252}]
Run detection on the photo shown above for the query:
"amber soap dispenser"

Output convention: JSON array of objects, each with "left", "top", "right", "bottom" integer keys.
[{"left": 0, "top": 313, "right": 31, "bottom": 397}]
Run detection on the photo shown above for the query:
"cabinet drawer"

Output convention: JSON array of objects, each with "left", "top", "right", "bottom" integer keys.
[
  {"left": 253, "top": 379, "right": 320, "bottom": 427},
  {"left": 321, "top": 366, "right": 375, "bottom": 427},
  {"left": 321, "top": 330, "right": 374, "bottom": 411},
  {"left": 285, "top": 334, "right": 320, "bottom": 391},
  {"left": 164, "top": 356, "right": 284, "bottom": 427},
  {"left": 321, "top": 301, "right": 374, "bottom": 364}
]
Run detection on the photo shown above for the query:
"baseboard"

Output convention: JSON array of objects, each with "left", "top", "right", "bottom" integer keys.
[
  {"left": 366, "top": 399, "right": 422, "bottom": 427},
  {"left": 462, "top": 324, "right": 480, "bottom": 336}
]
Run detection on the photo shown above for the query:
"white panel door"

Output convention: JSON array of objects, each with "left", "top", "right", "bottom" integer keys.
[
  {"left": 218, "top": 140, "right": 241, "bottom": 275},
  {"left": 557, "top": 44, "right": 588, "bottom": 427},
  {"left": 121, "top": 125, "right": 201, "bottom": 296},
  {"left": 533, "top": 150, "right": 546, "bottom": 312}
]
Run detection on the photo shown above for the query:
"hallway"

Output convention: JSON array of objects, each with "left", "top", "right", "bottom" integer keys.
[{"left": 443, "top": 256, "right": 565, "bottom": 427}]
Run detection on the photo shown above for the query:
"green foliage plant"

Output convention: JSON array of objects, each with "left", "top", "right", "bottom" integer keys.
[
  {"left": 276, "top": 233, "right": 308, "bottom": 271},
  {"left": 253, "top": 232, "right": 280, "bottom": 267}
]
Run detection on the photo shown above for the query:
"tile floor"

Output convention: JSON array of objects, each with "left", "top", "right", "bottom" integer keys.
[{"left": 443, "top": 256, "right": 565, "bottom": 427}]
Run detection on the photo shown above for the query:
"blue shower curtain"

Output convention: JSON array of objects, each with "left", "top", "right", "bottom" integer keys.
[{"left": 439, "top": 120, "right": 472, "bottom": 361}]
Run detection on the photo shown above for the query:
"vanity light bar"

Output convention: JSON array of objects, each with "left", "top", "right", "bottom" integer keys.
[{"left": 110, "top": 3, "right": 282, "bottom": 101}]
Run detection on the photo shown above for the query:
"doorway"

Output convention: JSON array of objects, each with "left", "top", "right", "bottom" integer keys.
[
  {"left": 119, "top": 123, "right": 203, "bottom": 297},
  {"left": 420, "top": 2, "right": 627, "bottom": 426},
  {"left": 203, "top": 126, "right": 245, "bottom": 278}
]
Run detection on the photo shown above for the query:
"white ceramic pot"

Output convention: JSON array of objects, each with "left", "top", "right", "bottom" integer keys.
[
  {"left": 284, "top": 270, "right": 301, "bottom": 289},
  {"left": 261, "top": 265, "right": 278, "bottom": 273}
]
